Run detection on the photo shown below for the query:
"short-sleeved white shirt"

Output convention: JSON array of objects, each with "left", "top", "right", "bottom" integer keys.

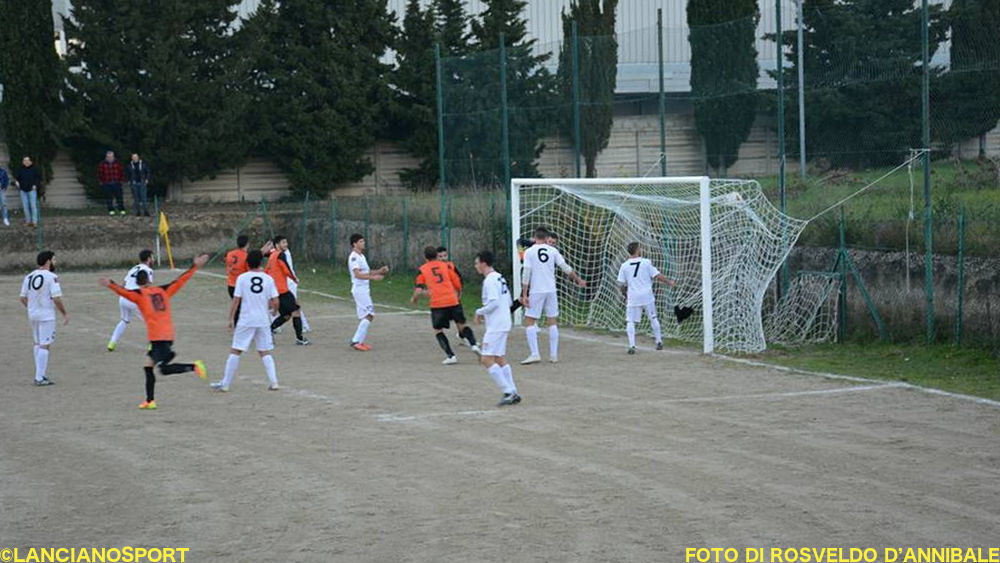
[
  {"left": 522, "top": 243, "right": 569, "bottom": 294},
  {"left": 617, "top": 257, "right": 660, "bottom": 307},
  {"left": 123, "top": 263, "right": 154, "bottom": 290},
  {"left": 20, "top": 269, "right": 62, "bottom": 322},
  {"left": 349, "top": 251, "right": 370, "bottom": 291},
  {"left": 478, "top": 271, "right": 513, "bottom": 333},
  {"left": 233, "top": 270, "right": 279, "bottom": 328}
]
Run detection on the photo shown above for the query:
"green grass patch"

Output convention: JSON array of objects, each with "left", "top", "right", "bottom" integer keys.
[{"left": 760, "top": 342, "right": 1000, "bottom": 401}]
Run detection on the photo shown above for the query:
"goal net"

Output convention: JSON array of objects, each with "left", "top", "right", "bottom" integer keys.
[{"left": 511, "top": 177, "right": 807, "bottom": 353}]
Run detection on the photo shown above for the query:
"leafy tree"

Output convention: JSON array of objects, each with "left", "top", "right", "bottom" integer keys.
[
  {"left": 0, "top": 0, "right": 61, "bottom": 185},
  {"left": 772, "top": 0, "right": 946, "bottom": 168},
  {"left": 243, "top": 0, "right": 395, "bottom": 198},
  {"left": 393, "top": 0, "right": 439, "bottom": 189},
  {"left": 932, "top": 0, "right": 1000, "bottom": 153},
  {"left": 557, "top": 0, "right": 618, "bottom": 178},
  {"left": 435, "top": 0, "right": 469, "bottom": 55},
  {"left": 62, "top": 0, "right": 248, "bottom": 199},
  {"left": 688, "top": 0, "right": 759, "bottom": 175}
]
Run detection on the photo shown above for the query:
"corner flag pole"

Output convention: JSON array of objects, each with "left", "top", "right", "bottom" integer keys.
[{"left": 158, "top": 211, "right": 175, "bottom": 269}]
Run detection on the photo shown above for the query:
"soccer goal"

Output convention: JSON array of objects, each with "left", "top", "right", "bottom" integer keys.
[{"left": 511, "top": 177, "right": 807, "bottom": 354}]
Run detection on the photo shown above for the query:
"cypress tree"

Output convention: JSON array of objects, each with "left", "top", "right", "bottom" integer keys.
[
  {"left": 62, "top": 0, "right": 248, "bottom": 198},
  {"left": 244, "top": 0, "right": 394, "bottom": 197},
  {"left": 687, "top": 0, "right": 759, "bottom": 175},
  {"left": 0, "top": 0, "right": 61, "bottom": 184},
  {"left": 557, "top": 0, "right": 618, "bottom": 178}
]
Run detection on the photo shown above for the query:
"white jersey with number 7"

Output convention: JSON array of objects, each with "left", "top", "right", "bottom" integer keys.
[{"left": 617, "top": 257, "right": 660, "bottom": 307}]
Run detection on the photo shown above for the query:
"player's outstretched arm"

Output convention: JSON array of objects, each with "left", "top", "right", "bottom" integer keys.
[
  {"left": 166, "top": 253, "right": 209, "bottom": 297},
  {"left": 654, "top": 273, "right": 676, "bottom": 287},
  {"left": 410, "top": 287, "right": 427, "bottom": 304}
]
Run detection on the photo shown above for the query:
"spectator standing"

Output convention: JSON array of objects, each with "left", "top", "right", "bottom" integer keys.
[
  {"left": 14, "top": 156, "right": 41, "bottom": 226},
  {"left": 0, "top": 164, "right": 10, "bottom": 226},
  {"left": 125, "top": 153, "right": 151, "bottom": 217},
  {"left": 98, "top": 150, "right": 126, "bottom": 215}
]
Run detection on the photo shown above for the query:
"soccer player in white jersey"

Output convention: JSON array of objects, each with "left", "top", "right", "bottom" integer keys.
[
  {"left": 106, "top": 249, "right": 154, "bottom": 351},
  {"left": 20, "top": 250, "right": 69, "bottom": 386},
  {"left": 282, "top": 246, "right": 311, "bottom": 333},
  {"left": 519, "top": 227, "right": 586, "bottom": 364},
  {"left": 617, "top": 242, "right": 675, "bottom": 354},
  {"left": 348, "top": 233, "right": 388, "bottom": 351},
  {"left": 212, "top": 250, "right": 281, "bottom": 392},
  {"left": 474, "top": 250, "right": 520, "bottom": 406}
]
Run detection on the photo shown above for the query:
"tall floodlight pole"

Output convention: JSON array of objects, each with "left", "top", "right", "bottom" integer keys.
[
  {"left": 796, "top": 0, "right": 806, "bottom": 177},
  {"left": 921, "top": 0, "right": 934, "bottom": 343}
]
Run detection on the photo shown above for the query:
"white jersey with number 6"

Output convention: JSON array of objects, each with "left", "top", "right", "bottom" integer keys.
[
  {"left": 20, "top": 269, "right": 62, "bottom": 322},
  {"left": 522, "top": 243, "right": 569, "bottom": 294},
  {"left": 233, "top": 271, "right": 279, "bottom": 328},
  {"left": 617, "top": 257, "right": 660, "bottom": 307},
  {"left": 478, "top": 271, "right": 513, "bottom": 333}
]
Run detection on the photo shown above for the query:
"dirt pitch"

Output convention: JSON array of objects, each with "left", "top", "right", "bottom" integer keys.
[{"left": 1, "top": 269, "right": 998, "bottom": 562}]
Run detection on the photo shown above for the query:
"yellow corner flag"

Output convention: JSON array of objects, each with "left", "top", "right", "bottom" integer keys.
[{"left": 158, "top": 211, "right": 175, "bottom": 269}]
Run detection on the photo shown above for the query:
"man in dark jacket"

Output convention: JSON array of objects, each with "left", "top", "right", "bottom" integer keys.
[
  {"left": 126, "top": 153, "right": 151, "bottom": 217},
  {"left": 98, "top": 150, "right": 126, "bottom": 215},
  {"left": 13, "top": 156, "right": 41, "bottom": 226}
]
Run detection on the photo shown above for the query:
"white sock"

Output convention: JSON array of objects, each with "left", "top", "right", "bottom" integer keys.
[
  {"left": 488, "top": 364, "right": 511, "bottom": 394},
  {"left": 352, "top": 318, "right": 371, "bottom": 344},
  {"left": 261, "top": 354, "right": 278, "bottom": 386},
  {"left": 626, "top": 321, "right": 636, "bottom": 347},
  {"left": 36, "top": 347, "right": 49, "bottom": 381},
  {"left": 650, "top": 316, "right": 662, "bottom": 343},
  {"left": 502, "top": 364, "right": 516, "bottom": 394},
  {"left": 221, "top": 353, "right": 240, "bottom": 387},
  {"left": 549, "top": 325, "right": 559, "bottom": 359},
  {"left": 525, "top": 325, "right": 540, "bottom": 357},
  {"left": 300, "top": 311, "right": 311, "bottom": 332},
  {"left": 110, "top": 320, "right": 128, "bottom": 344}
]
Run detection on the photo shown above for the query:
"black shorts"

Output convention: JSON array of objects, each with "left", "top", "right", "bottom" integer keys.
[
  {"left": 278, "top": 292, "right": 300, "bottom": 317},
  {"left": 431, "top": 305, "right": 466, "bottom": 330},
  {"left": 147, "top": 341, "right": 176, "bottom": 365},
  {"left": 227, "top": 285, "right": 235, "bottom": 299}
]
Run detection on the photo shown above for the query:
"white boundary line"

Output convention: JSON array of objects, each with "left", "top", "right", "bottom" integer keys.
[{"left": 193, "top": 268, "right": 1000, "bottom": 410}]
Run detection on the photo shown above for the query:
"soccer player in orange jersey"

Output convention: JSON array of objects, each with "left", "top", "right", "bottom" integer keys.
[
  {"left": 411, "top": 246, "right": 479, "bottom": 364},
  {"left": 99, "top": 253, "right": 210, "bottom": 410},
  {"left": 266, "top": 235, "right": 308, "bottom": 345},
  {"left": 226, "top": 235, "right": 272, "bottom": 326}
]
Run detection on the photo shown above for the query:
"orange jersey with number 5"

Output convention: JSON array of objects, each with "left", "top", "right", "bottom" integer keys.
[{"left": 415, "top": 260, "right": 462, "bottom": 308}]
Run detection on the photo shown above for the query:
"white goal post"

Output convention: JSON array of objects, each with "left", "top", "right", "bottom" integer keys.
[{"left": 511, "top": 176, "right": 806, "bottom": 355}]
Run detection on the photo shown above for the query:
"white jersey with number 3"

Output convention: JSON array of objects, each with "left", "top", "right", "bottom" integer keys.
[
  {"left": 123, "top": 263, "right": 154, "bottom": 290},
  {"left": 233, "top": 270, "right": 279, "bottom": 328},
  {"left": 349, "top": 251, "right": 370, "bottom": 291},
  {"left": 479, "top": 271, "right": 513, "bottom": 333},
  {"left": 617, "top": 258, "right": 660, "bottom": 307},
  {"left": 20, "top": 269, "right": 62, "bottom": 322},
  {"left": 522, "top": 243, "right": 568, "bottom": 294}
]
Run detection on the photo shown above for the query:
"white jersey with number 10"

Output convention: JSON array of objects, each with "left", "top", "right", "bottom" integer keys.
[{"left": 20, "top": 269, "right": 62, "bottom": 322}]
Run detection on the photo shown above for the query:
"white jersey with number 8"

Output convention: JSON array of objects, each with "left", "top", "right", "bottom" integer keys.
[{"left": 233, "top": 271, "right": 279, "bottom": 328}]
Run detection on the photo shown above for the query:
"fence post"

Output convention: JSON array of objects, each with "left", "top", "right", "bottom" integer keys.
[
  {"left": 260, "top": 198, "right": 274, "bottom": 241},
  {"left": 490, "top": 191, "right": 497, "bottom": 257},
  {"left": 571, "top": 19, "right": 582, "bottom": 178},
  {"left": 838, "top": 208, "right": 848, "bottom": 342},
  {"left": 435, "top": 43, "right": 448, "bottom": 247},
  {"left": 657, "top": 8, "right": 666, "bottom": 176},
  {"left": 299, "top": 191, "right": 310, "bottom": 260},
  {"left": 921, "top": 0, "right": 934, "bottom": 344},
  {"left": 777, "top": 0, "right": 789, "bottom": 301},
  {"left": 36, "top": 203, "right": 43, "bottom": 252},
  {"left": 500, "top": 32, "right": 512, "bottom": 252},
  {"left": 153, "top": 195, "right": 161, "bottom": 266},
  {"left": 955, "top": 205, "right": 966, "bottom": 346},
  {"left": 363, "top": 195, "right": 370, "bottom": 248},
  {"left": 329, "top": 197, "right": 338, "bottom": 263},
  {"left": 401, "top": 197, "right": 409, "bottom": 271}
]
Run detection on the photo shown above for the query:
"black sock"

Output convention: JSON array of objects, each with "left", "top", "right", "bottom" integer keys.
[
  {"left": 460, "top": 326, "right": 477, "bottom": 346},
  {"left": 144, "top": 366, "right": 155, "bottom": 401},
  {"left": 160, "top": 362, "right": 194, "bottom": 375},
  {"left": 293, "top": 317, "right": 304, "bottom": 340},
  {"left": 271, "top": 316, "right": 288, "bottom": 331},
  {"left": 435, "top": 333, "right": 455, "bottom": 357}
]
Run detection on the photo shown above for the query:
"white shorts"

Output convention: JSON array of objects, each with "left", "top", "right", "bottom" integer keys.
[
  {"left": 524, "top": 291, "right": 558, "bottom": 320},
  {"left": 231, "top": 325, "right": 274, "bottom": 352},
  {"left": 31, "top": 320, "right": 56, "bottom": 346},
  {"left": 626, "top": 302, "right": 658, "bottom": 324},
  {"left": 480, "top": 330, "right": 509, "bottom": 357},
  {"left": 119, "top": 297, "right": 143, "bottom": 323},
  {"left": 352, "top": 289, "right": 374, "bottom": 319}
]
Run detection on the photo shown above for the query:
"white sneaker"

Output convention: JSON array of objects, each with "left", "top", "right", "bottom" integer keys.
[
  {"left": 210, "top": 381, "right": 229, "bottom": 392},
  {"left": 470, "top": 345, "right": 482, "bottom": 356},
  {"left": 267, "top": 383, "right": 280, "bottom": 391},
  {"left": 2, "top": 217, "right": 8, "bottom": 226},
  {"left": 549, "top": 356, "right": 559, "bottom": 364},
  {"left": 442, "top": 356, "right": 458, "bottom": 365},
  {"left": 520, "top": 355, "right": 541, "bottom": 365}
]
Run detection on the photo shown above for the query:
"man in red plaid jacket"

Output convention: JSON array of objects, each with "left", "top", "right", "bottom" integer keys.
[{"left": 98, "top": 150, "right": 126, "bottom": 215}]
